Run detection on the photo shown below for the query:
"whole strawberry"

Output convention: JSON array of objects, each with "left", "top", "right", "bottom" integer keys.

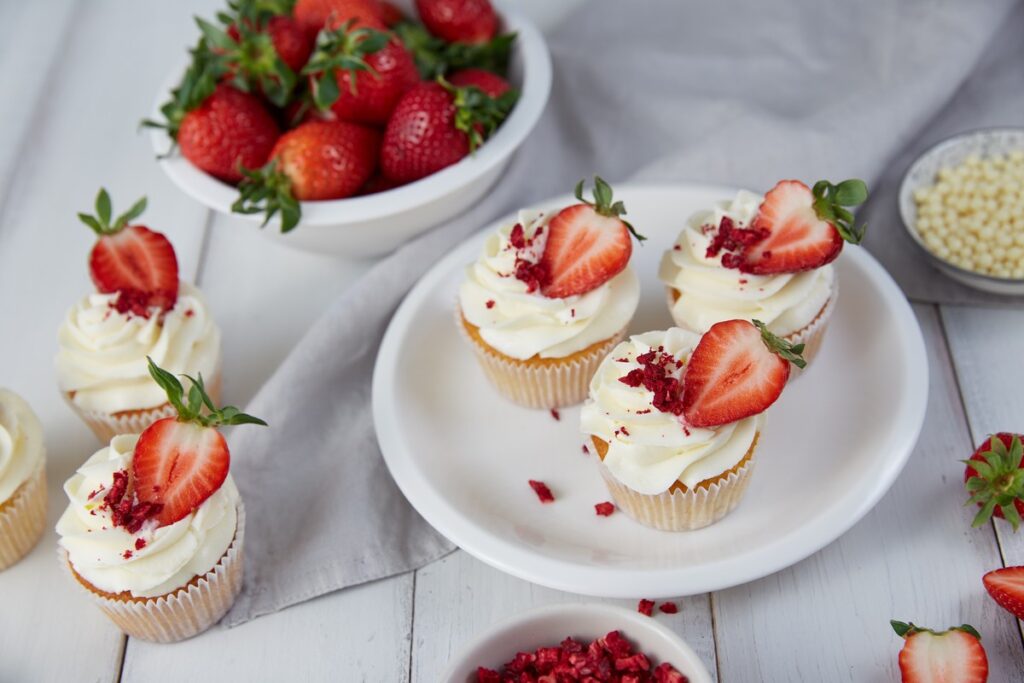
[
  {"left": 415, "top": 0, "right": 497, "bottom": 44},
  {"left": 303, "top": 21, "right": 419, "bottom": 125},
  {"left": 134, "top": 358, "right": 265, "bottom": 528},
  {"left": 447, "top": 67, "right": 509, "bottom": 98},
  {"left": 381, "top": 78, "right": 517, "bottom": 184},
  {"left": 177, "top": 85, "right": 281, "bottom": 184},
  {"left": 964, "top": 432, "right": 1024, "bottom": 529},
  {"left": 78, "top": 189, "right": 179, "bottom": 318},
  {"left": 233, "top": 120, "right": 380, "bottom": 231},
  {"left": 294, "top": 0, "right": 386, "bottom": 36},
  {"left": 890, "top": 621, "right": 988, "bottom": 683}
]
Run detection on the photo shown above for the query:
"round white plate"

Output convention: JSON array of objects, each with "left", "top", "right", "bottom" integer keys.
[{"left": 373, "top": 183, "right": 929, "bottom": 597}]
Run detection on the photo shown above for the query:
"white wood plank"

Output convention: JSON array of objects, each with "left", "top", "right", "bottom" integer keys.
[
  {"left": 713, "top": 305, "right": 1024, "bottom": 681},
  {"left": 411, "top": 550, "right": 718, "bottom": 682},
  {"left": 121, "top": 573, "right": 414, "bottom": 681},
  {"left": 0, "top": 1, "right": 221, "bottom": 680}
]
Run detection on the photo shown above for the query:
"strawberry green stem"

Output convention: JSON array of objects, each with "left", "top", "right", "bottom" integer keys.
[
  {"left": 77, "top": 188, "right": 147, "bottom": 236},
  {"left": 752, "top": 320, "right": 806, "bottom": 368},
  {"left": 811, "top": 179, "right": 869, "bottom": 244},
  {"left": 147, "top": 357, "right": 267, "bottom": 428},
  {"left": 232, "top": 160, "right": 302, "bottom": 233},
  {"left": 573, "top": 176, "right": 645, "bottom": 242},
  {"left": 303, "top": 21, "right": 391, "bottom": 110}
]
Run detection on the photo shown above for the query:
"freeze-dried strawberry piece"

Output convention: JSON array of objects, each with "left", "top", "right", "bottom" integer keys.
[
  {"left": 600, "top": 630, "right": 635, "bottom": 659},
  {"left": 659, "top": 602, "right": 679, "bottom": 614},
  {"left": 637, "top": 599, "right": 655, "bottom": 616},
  {"left": 616, "top": 653, "right": 651, "bottom": 673},
  {"left": 528, "top": 480, "right": 555, "bottom": 503},
  {"left": 595, "top": 502, "right": 616, "bottom": 517},
  {"left": 508, "top": 651, "right": 536, "bottom": 673},
  {"left": 536, "top": 646, "right": 561, "bottom": 673},
  {"left": 475, "top": 667, "right": 501, "bottom": 683},
  {"left": 654, "top": 662, "right": 690, "bottom": 683}
]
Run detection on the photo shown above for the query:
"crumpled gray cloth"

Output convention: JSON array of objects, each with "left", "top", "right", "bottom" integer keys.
[{"left": 225, "top": 0, "right": 1021, "bottom": 625}]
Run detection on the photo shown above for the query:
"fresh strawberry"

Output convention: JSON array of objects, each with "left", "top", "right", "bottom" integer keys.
[
  {"left": 358, "top": 173, "right": 403, "bottom": 195},
  {"left": 380, "top": 79, "right": 517, "bottom": 183},
  {"left": 133, "top": 358, "right": 265, "bottom": 527},
  {"left": 266, "top": 16, "right": 316, "bottom": 71},
  {"left": 78, "top": 189, "right": 179, "bottom": 318},
  {"left": 368, "top": 0, "right": 404, "bottom": 26},
  {"left": 964, "top": 433, "right": 1024, "bottom": 529},
  {"left": 177, "top": 85, "right": 280, "bottom": 184},
  {"left": 711, "top": 179, "right": 868, "bottom": 275},
  {"left": 448, "top": 67, "right": 509, "bottom": 97},
  {"left": 233, "top": 120, "right": 380, "bottom": 231},
  {"left": 303, "top": 22, "right": 419, "bottom": 125},
  {"left": 681, "top": 319, "right": 806, "bottom": 428},
  {"left": 538, "top": 177, "right": 643, "bottom": 299},
  {"left": 983, "top": 566, "right": 1024, "bottom": 620},
  {"left": 415, "top": 0, "right": 497, "bottom": 44},
  {"left": 890, "top": 621, "right": 988, "bottom": 683},
  {"left": 293, "top": 0, "right": 386, "bottom": 36}
]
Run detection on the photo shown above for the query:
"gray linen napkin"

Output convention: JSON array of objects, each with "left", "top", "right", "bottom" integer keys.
[{"left": 226, "top": 0, "right": 1020, "bottom": 625}]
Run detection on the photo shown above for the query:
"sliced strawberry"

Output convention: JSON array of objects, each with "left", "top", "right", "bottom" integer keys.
[
  {"left": 681, "top": 319, "right": 805, "bottom": 428},
  {"left": 133, "top": 418, "right": 230, "bottom": 527},
  {"left": 963, "top": 433, "right": 1024, "bottom": 529},
  {"left": 79, "top": 189, "right": 179, "bottom": 317},
  {"left": 891, "top": 622, "right": 988, "bottom": 683},
  {"left": 538, "top": 177, "right": 643, "bottom": 299},
  {"left": 983, "top": 566, "right": 1024, "bottom": 620},
  {"left": 743, "top": 180, "right": 843, "bottom": 274}
]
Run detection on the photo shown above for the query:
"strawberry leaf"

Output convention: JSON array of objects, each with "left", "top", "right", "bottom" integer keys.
[
  {"left": 302, "top": 22, "right": 389, "bottom": 108},
  {"left": 810, "top": 178, "right": 869, "bottom": 244},
  {"left": 394, "top": 21, "right": 515, "bottom": 80},
  {"left": 146, "top": 356, "right": 189, "bottom": 417},
  {"left": 147, "top": 358, "right": 267, "bottom": 428},
  {"left": 752, "top": 319, "right": 807, "bottom": 368},
  {"left": 964, "top": 434, "right": 1024, "bottom": 530},
  {"left": 142, "top": 37, "right": 226, "bottom": 144},
  {"left": 78, "top": 189, "right": 148, "bottom": 236},
  {"left": 233, "top": 160, "right": 302, "bottom": 233},
  {"left": 572, "top": 176, "right": 645, "bottom": 242},
  {"left": 441, "top": 77, "right": 519, "bottom": 153}
]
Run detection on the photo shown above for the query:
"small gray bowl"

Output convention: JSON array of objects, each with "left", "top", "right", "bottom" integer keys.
[{"left": 898, "top": 127, "right": 1024, "bottom": 296}]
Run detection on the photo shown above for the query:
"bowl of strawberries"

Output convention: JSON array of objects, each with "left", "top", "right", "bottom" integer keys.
[{"left": 148, "top": 0, "right": 551, "bottom": 257}]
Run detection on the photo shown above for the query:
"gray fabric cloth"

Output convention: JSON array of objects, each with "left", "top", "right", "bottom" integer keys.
[{"left": 225, "top": 0, "right": 1022, "bottom": 625}]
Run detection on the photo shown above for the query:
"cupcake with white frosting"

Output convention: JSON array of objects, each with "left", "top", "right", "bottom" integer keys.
[
  {"left": 458, "top": 178, "right": 642, "bottom": 408},
  {"left": 57, "top": 358, "right": 264, "bottom": 643},
  {"left": 56, "top": 189, "right": 222, "bottom": 441},
  {"left": 581, "top": 322, "right": 804, "bottom": 530},
  {"left": 659, "top": 179, "right": 868, "bottom": 370},
  {"left": 0, "top": 389, "right": 46, "bottom": 570}
]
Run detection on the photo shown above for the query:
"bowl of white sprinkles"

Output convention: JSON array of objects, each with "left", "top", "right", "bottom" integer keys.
[{"left": 899, "top": 127, "right": 1024, "bottom": 295}]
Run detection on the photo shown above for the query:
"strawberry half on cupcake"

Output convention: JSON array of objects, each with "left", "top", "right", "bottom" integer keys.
[
  {"left": 581, "top": 320, "right": 805, "bottom": 531},
  {"left": 57, "top": 358, "right": 264, "bottom": 643},
  {"left": 458, "top": 177, "right": 643, "bottom": 409},
  {"left": 659, "top": 179, "right": 867, "bottom": 370},
  {"left": 56, "top": 189, "right": 222, "bottom": 442}
]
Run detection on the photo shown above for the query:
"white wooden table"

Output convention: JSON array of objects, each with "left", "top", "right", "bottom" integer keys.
[{"left": 2, "top": 1, "right": 1022, "bottom": 680}]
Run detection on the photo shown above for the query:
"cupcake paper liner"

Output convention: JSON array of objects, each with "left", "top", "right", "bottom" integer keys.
[
  {"left": 0, "top": 460, "right": 47, "bottom": 571},
  {"left": 60, "top": 503, "right": 245, "bottom": 643},
  {"left": 458, "top": 310, "right": 624, "bottom": 409},
  {"left": 66, "top": 371, "right": 223, "bottom": 442},
  {"left": 597, "top": 444, "right": 756, "bottom": 531}
]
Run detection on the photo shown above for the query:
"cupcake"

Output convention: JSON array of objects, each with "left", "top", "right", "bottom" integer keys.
[
  {"left": 458, "top": 177, "right": 642, "bottom": 408},
  {"left": 0, "top": 390, "right": 47, "bottom": 570},
  {"left": 580, "top": 321, "right": 804, "bottom": 530},
  {"left": 56, "top": 358, "right": 265, "bottom": 643},
  {"left": 56, "top": 189, "right": 222, "bottom": 441},
  {"left": 659, "top": 179, "right": 867, "bottom": 369}
]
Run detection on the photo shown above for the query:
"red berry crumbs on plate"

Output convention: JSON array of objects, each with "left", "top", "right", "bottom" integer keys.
[
  {"left": 550, "top": 408, "right": 560, "bottom": 421},
  {"left": 475, "top": 630, "right": 689, "bottom": 682},
  {"left": 582, "top": 444, "right": 590, "bottom": 455},
  {"left": 659, "top": 601, "right": 679, "bottom": 614},
  {"left": 595, "top": 501, "right": 615, "bottom": 516},
  {"left": 122, "top": 550, "right": 133, "bottom": 560},
  {"left": 638, "top": 599, "right": 655, "bottom": 616},
  {"left": 485, "top": 300, "right": 495, "bottom": 309},
  {"left": 528, "top": 480, "right": 554, "bottom": 503},
  {"left": 135, "top": 537, "right": 147, "bottom": 551}
]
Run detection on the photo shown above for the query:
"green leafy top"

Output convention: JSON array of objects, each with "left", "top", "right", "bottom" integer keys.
[
  {"left": 572, "top": 176, "right": 645, "bottom": 242},
  {"left": 752, "top": 320, "right": 807, "bottom": 369},
  {"left": 811, "top": 179, "right": 869, "bottom": 244},
  {"left": 195, "top": 14, "right": 297, "bottom": 108},
  {"left": 78, "top": 188, "right": 147, "bottom": 237},
  {"left": 142, "top": 37, "right": 225, "bottom": 143},
  {"left": 964, "top": 434, "right": 1024, "bottom": 530},
  {"left": 302, "top": 21, "right": 392, "bottom": 110},
  {"left": 438, "top": 76, "right": 518, "bottom": 153},
  {"left": 232, "top": 159, "right": 301, "bottom": 233},
  {"left": 393, "top": 21, "right": 515, "bottom": 80},
  {"left": 890, "top": 621, "right": 981, "bottom": 640},
  {"left": 147, "top": 357, "right": 267, "bottom": 428}
]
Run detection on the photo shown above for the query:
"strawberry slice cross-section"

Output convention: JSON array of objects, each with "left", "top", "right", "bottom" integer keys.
[{"left": 891, "top": 621, "right": 989, "bottom": 683}]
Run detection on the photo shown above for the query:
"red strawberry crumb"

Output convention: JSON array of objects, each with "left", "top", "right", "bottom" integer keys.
[
  {"left": 659, "top": 601, "right": 679, "bottom": 614},
  {"left": 507, "top": 223, "right": 549, "bottom": 293},
  {"left": 508, "top": 223, "right": 526, "bottom": 249},
  {"left": 122, "top": 550, "right": 133, "bottom": 560},
  {"left": 571, "top": 308, "right": 576, "bottom": 317},
  {"left": 636, "top": 409, "right": 652, "bottom": 415},
  {"left": 618, "top": 348, "right": 686, "bottom": 415},
  {"left": 673, "top": 244, "right": 681, "bottom": 250},
  {"left": 100, "top": 469, "right": 163, "bottom": 534},
  {"left": 638, "top": 599, "right": 655, "bottom": 616},
  {"left": 135, "top": 538, "right": 147, "bottom": 551},
  {"left": 550, "top": 408, "right": 560, "bottom": 421},
  {"left": 705, "top": 216, "right": 769, "bottom": 269},
  {"left": 595, "top": 502, "right": 615, "bottom": 516},
  {"left": 616, "top": 357, "right": 630, "bottom": 362},
  {"left": 185, "top": 309, "right": 194, "bottom": 317},
  {"left": 621, "top": 426, "right": 630, "bottom": 436},
  {"left": 738, "top": 279, "right": 748, "bottom": 284},
  {"left": 582, "top": 444, "right": 590, "bottom": 455},
  {"left": 485, "top": 300, "right": 495, "bottom": 309},
  {"left": 528, "top": 480, "right": 554, "bottom": 503}
]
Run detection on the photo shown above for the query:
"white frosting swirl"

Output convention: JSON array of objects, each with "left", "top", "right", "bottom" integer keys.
[
  {"left": 56, "top": 282, "right": 221, "bottom": 414},
  {"left": 0, "top": 389, "right": 45, "bottom": 503},
  {"left": 580, "top": 328, "right": 762, "bottom": 494},
  {"left": 658, "top": 190, "right": 834, "bottom": 337},
  {"left": 459, "top": 210, "right": 640, "bottom": 360},
  {"left": 56, "top": 434, "right": 239, "bottom": 598}
]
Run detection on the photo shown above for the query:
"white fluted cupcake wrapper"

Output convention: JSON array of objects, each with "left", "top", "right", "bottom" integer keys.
[
  {"left": 65, "top": 371, "right": 223, "bottom": 442},
  {"left": 457, "top": 310, "right": 624, "bottom": 409},
  {"left": 0, "top": 460, "right": 47, "bottom": 571},
  {"left": 598, "top": 457, "right": 755, "bottom": 531},
  {"left": 60, "top": 504, "right": 245, "bottom": 643}
]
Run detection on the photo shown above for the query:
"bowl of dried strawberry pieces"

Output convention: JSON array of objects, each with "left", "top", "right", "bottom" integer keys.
[
  {"left": 441, "top": 604, "right": 713, "bottom": 683},
  {"left": 147, "top": 0, "right": 551, "bottom": 257}
]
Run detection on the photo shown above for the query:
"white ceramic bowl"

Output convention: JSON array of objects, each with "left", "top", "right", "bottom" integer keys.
[
  {"left": 441, "top": 604, "right": 713, "bottom": 683},
  {"left": 150, "top": 1, "right": 552, "bottom": 258},
  {"left": 898, "top": 127, "right": 1024, "bottom": 295}
]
